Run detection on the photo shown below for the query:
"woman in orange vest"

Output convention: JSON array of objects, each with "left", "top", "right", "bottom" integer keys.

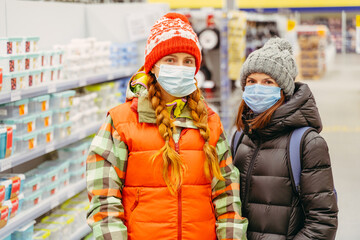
[{"left": 86, "top": 13, "right": 248, "bottom": 240}]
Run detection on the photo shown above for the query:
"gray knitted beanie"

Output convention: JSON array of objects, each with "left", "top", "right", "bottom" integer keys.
[{"left": 240, "top": 38, "right": 298, "bottom": 97}]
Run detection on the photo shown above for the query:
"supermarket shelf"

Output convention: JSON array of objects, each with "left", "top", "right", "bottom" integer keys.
[
  {"left": 0, "top": 121, "right": 102, "bottom": 172},
  {"left": 0, "top": 66, "right": 136, "bottom": 105},
  {"left": 70, "top": 224, "right": 92, "bottom": 240},
  {"left": 0, "top": 180, "right": 86, "bottom": 238}
]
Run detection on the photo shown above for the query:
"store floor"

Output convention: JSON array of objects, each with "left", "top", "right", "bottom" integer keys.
[{"left": 299, "top": 54, "right": 360, "bottom": 239}]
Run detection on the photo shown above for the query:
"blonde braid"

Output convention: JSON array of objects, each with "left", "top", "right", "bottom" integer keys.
[
  {"left": 147, "top": 75, "right": 185, "bottom": 194},
  {"left": 187, "top": 88, "right": 225, "bottom": 181}
]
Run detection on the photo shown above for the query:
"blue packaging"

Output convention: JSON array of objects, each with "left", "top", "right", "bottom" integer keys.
[
  {"left": 11, "top": 220, "right": 36, "bottom": 240},
  {"left": 0, "top": 126, "right": 6, "bottom": 159}
]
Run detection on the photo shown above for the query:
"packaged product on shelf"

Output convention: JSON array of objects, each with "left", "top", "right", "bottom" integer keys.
[
  {"left": 13, "top": 54, "right": 25, "bottom": 72},
  {"left": 0, "top": 73, "right": 12, "bottom": 93},
  {"left": 27, "top": 71, "right": 34, "bottom": 88},
  {"left": 50, "top": 90, "right": 75, "bottom": 109},
  {"left": 34, "top": 223, "right": 61, "bottom": 240},
  {"left": 0, "top": 55, "right": 15, "bottom": 74},
  {"left": 0, "top": 203, "right": 10, "bottom": 229},
  {"left": 41, "top": 181, "right": 59, "bottom": 200},
  {"left": 11, "top": 220, "right": 36, "bottom": 240},
  {"left": 57, "top": 140, "right": 91, "bottom": 160},
  {"left": 0, "top": 179, "right": 11, "bottom": 204},
  {"left": 36, "top": 110, "right": 53, "bottom": 130},
  {"left": 54, "top": 121, "right": 72, "bottom": 140},
  {"left": 0, "top": 174, "right": 25, "bottom": 199},
  {"left": 5, "top": 126, "right": 14, "bottom": 158},
  {"left": 49, "top": 67, "right": 56, "bottom": 82},
  {"left": 40, "top": 51, "right": 51, "bottom": 67},
  {"left": 70, "top": 168, "right": 85, "bottom": 183},
  {"left": 38, "top": 126, "right": 55, "bottom": 145},
  {"left": 0, "top": 99, "right": 29, "bottom": 119},
  {"left": 2, "top": 114, "right": 37, "bottom": 135},
  {"left": 23, "top": 169, "right": 42, "bottom": 196},
  {"left": 41, "top": 68, "right": 51, "bottom": 83},
  {"left": 37, "top": 162, "right": 59, "bottom": 183},
  {"left": 22, "top": 190, "right": 42, "bottom": 211},
  {"left": 55, "top": 66, "right": 63, "bottom": 81},
  {"left": 53, "top": 107, "right": 71, "bottom": 124},
  {"left": 58, "top": 173, "right": 70, "bottom": 190},
  {"left": 0, "top": 126, "right": 6, "bottom": 159},
  {"left": 69, "top": 156, "right": 86, "bottom": 173},
  {"left": 53, "top": 49, "right": 64, "bottom": 66},
  {"left": 24, "top": 37, "right": 40, "bottom": 53},
  {"left": 41, "top": 214, "right": 75, "bottom": 236},
  {"left": 32, "top": 228, "right": 51, "bottom": 240},
  {"left": 31, "top": 70, "right": 41, "bottom": 87},
  {"left": 12, "top": 38, "right": 24, "bottom": 54},
  {"left": 4, "top": 193, "right": 24, "bottom": 218},
  {"left": 0, "top": 37, "right": 13, "bottom": 55},
  {"left": 18, "top": 71, "right": 29, "bottom": 89},
  {"left": 48, "top": 51, "right": 55, "bottom": 67},
  {"left": 26, "top": 52, "right": 41, "bottom": 70},
  {"left": 14, "top": 131, "right": 38, "bottom": 153},
  {"left": 29, "top": 95, "right": 50, "bottom": 113}
]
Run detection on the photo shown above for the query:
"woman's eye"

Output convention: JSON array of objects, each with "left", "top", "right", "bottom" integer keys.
[
  {"left": 247, "top": 79, "right": 255, "bottom": 84},
  {"left": 165, "top": 58, "right": 175, "bottom": 63},
  {"left": 185, "top": 59, "right": 193, "bottom": 65}
]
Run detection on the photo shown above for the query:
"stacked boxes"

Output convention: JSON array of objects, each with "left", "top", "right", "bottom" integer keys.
[
  {"left": 0, "top": 90, "right": 76, "bottom": 159},
  {"left": 0, "top": 174, "right": 25, "bottom": 229},
  {"left": 0, "top": 37, "right": 64, "bottom": 93}
]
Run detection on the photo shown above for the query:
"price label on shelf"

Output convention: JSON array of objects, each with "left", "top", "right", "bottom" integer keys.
[
  {"left": 10, "top": 91, "right": 21, "bottom": 102},
  {"left": 48, "top": 84, "right": 56, "bottom": 93},
  {"left": 79, "top": 79, "right": 87, "bottom": 87},
  {"left": 46, "top": 144, "right": 55, "bottom": 153},
  {"left": 1, "top": 159, "right": 12, "bottom": 171}
]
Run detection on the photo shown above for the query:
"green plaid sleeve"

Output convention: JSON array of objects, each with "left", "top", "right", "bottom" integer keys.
[
  {"left": 212, "top": 130, "right": 248, "bottom": 240},
  {"left": 86, "top": 114, "right": 128, "bottom": 240}
]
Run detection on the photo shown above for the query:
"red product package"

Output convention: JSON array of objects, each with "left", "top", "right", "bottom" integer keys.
[
  {"left": 0, "top": 186, "right": 4, "bottom": 203},
  {"left": 5, "top": 127, "right": 13, "bottom": 158},
  {"left": 0, "top": 68, "right": 2, "bottom": 91},
  {"left": 9, "top": 176, "right": 21, "bottom": 198},
  {"left": 10, "top": 197, "right": 19, "bottom": 218}
]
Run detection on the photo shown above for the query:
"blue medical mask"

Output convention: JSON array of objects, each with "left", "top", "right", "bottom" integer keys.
[
  {"left": 155, "top": 64, "right": 197, "bottom": 97},
  {"left": 242, "top": 84, "right": 281, "bottom": 114}
]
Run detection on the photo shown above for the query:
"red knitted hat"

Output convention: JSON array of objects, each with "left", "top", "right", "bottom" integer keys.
[{"left": 144, "top": 12, "right": 202, "bottom": 74}]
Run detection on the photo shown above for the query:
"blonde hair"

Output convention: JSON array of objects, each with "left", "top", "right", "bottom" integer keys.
[{"left": 147, "top": 74, "right": 224, "bottom": 195}]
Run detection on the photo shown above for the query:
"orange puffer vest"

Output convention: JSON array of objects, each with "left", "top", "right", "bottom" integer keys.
[{"left": 109, "top": 98, "right": 223, "bottom": 240}]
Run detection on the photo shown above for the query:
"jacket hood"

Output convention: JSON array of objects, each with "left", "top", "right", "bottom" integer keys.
[{"left": 245, "top": 82, "right": 323, "bottom": 140}]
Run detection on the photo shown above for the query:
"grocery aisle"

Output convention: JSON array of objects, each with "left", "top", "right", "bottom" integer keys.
[{"left": 301, "top": 54, "right": 360, "bottom": 240}]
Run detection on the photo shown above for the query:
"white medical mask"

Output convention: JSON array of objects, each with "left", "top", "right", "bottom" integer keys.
[
  {"left": 154, "top": 64, "right": 197, "bottom": 97},
  {"left": 242, "top": 84, "right": 281, "bottom": 114}
]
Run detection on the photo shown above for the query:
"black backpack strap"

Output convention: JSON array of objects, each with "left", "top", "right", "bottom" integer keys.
[{"left": 231, "top": 129, "right": 244, "bottom": 158}]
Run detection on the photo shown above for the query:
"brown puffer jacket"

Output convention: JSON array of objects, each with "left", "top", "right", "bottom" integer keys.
[{"left": 233, "top": 82, "right": 338, "bottom": 240}]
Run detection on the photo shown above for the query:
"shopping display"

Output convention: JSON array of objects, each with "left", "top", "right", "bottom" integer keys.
[
  {"left": 0, "top": 36, "right": 64, "bottom": 93},
  {"left": 0, "top": 0, "right": 356, "bottom": 239},
  {"left": 297, "top": 25, "right": 330, "bottom": 79},
  {"left": 3, "top": 190, "right": 89, "bottom": 240}
]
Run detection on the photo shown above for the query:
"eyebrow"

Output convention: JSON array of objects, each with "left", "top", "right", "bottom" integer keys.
[{"left": 246, "top": 77, "right": 274, "bottom": 81}]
